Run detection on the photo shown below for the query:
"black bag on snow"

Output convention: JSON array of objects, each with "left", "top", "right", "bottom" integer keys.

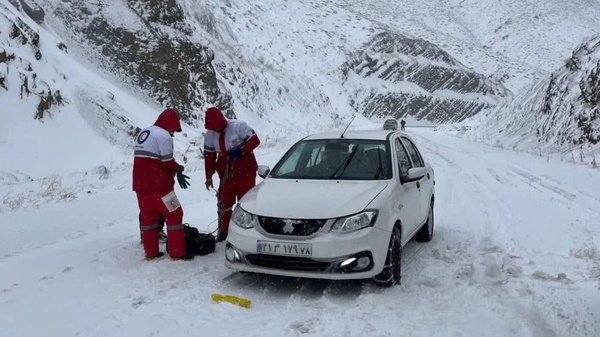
[{"left": 166, "top": 224, "right": 216, "bottom": 256}]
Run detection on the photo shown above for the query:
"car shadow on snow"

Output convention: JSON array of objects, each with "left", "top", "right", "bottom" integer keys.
[{"left": 221, "top": 272, "right": 366, "bottom": 302}]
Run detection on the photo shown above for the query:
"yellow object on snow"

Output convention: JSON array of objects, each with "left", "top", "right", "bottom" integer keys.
[{"left": 212, "top": 293, "right": 252, "bottom": 308}]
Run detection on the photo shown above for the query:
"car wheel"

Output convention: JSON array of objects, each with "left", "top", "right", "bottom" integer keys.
[
  {"left": 416, "top": 202, "right": 434, "bottom": 242},
  {"left": 373, "top": 226, "right": 401, "bottom": 287}
]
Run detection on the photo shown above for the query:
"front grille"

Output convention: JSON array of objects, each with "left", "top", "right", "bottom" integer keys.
[
  {"left": 258, "top": 217, "right": 327, "bottom": 236},
  {"left": 245, "top": 254, "right": 331, "bottom": 272}
]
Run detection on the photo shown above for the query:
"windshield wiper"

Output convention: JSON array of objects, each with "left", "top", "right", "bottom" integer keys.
[{"left": 330, "top": 146, "right": 358, "bottom": 179}]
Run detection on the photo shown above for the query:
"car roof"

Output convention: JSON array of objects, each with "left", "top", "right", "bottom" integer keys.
[{"left": 302, "top": 130, "right": 407, "bottom": 141}]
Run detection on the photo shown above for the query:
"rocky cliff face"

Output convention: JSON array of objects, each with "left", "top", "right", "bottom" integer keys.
[
  {"left": 34, "top": 0, "right": 511, "bottom": 127},
  {"left": 343, "top": 32, "right": 508, "bottom": 123},
  {"left": 37, "top": 0, "right": 232, "bottom": 124},
  {"left": 471, "top": 35, "right": 600, "bottom": 158},
  {"left": 6, "top": 0, "right": 513, "bottom": 132},
  {"left": 0, "top": 1, "right": 63, "bottom": 119},
  {"left": 1, "top": 0, "right": 145, "bottom": 152}
]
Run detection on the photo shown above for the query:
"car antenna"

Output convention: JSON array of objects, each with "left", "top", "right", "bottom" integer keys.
[{"left": 340, "top": 115, "right": 356, "bottom": 139}]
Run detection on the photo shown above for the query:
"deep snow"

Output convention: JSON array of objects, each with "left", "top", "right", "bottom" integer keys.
[
  {"left": 1, "top": 126, "right": 599, "bottom": 337},
  {"left": 2, "top": 0, "right": 600, "bottom": 336}
]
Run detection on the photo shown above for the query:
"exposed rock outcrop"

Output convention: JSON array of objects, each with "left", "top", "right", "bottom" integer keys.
[
  {"left": 46, "top": 0, "right": 232, "bottom": 124},
  {"left": 472, "top": 35, "right": 600, "bottom": 158},
  {"left": 0, "top": 3, "right": 61, "bottom": 119},
  {"left": 343, "top": 32, "right": 508, "bottom": 123}
]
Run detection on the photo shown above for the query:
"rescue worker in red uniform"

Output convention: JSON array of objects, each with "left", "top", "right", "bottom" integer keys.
[
  {"left": 203, "top": 107, "right": 260, "bottom": 242},
  {"left": 133, "top": 109, "right": 193, "bottom": 260}
]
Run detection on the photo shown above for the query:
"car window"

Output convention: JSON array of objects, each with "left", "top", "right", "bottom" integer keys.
[
  {"left": 395, "top": 138, "right": 412, "bottom": 177},
  {"left": 274, "top": 146, "right": 304, "bottom": 176},
  {"left": 270, "top": 139, "right": 392, "bottom": 180},
  {"left": 402, "top": 137, "right": 424, "bottom": 167}
]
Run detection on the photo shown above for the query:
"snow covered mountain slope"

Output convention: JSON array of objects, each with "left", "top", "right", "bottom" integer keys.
[
  {"left": 31, "top": 0, "right": 508, "bottom": 125},
  {"left": 1, "top": 0, "right": 516, "bottom": 180},
  {"left": 335, "top": 0, "right": 600, "bottom": 162},
  {"left": 466, "top": 36, "right": 600, "bottom": 164},
  {"left": 343, "top": 31, "right": 506, "bottom": 122},
  {"left": 343, "top": 0, "right": 600, "bottom": 93},
  {"left": 0, "top": 0, "right": 149, "bottom": 177}
]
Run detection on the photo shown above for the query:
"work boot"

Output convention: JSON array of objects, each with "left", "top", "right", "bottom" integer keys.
[
  {"left": 145, "top": 252, "right": 164, "bottom": 261},
  {"left": 170, "top": 253, "right": 195, "bottom": 261},
  {"left": 216, "top": 231, "right": 228, "bottom": 242}
]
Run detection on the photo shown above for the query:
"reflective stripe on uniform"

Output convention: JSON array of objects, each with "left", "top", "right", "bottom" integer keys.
[
  {"left": 160, "top": 153, "right": 173, "bottom": 161},
  {"left": 217, "top": 206, "right": 234, "bottom": 214},
  {"left": 134, "top": 150, "right": 160, "bottom": 159},
  {"left": 167, "top": 224, "right": 184, "bottom": 231},
  {"left": 141, "top": 223, "right": 161, "bottom": 230}
]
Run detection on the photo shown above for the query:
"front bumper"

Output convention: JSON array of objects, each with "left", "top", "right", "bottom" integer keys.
[{"left": 224, "top": 225, "right": 390, "bottom": 280}]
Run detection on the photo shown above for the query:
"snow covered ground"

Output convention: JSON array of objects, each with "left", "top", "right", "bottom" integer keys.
[{"left": 1, "top": 126, "right": 599, "bottom": 337}]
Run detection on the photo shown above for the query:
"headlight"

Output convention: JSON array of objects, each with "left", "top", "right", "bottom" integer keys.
[
  {"left": 231, "top": 206, "right": 258, "bottom": 229},
  {"left": 330, "top": 210, "right": 378, "bottom": 233}
]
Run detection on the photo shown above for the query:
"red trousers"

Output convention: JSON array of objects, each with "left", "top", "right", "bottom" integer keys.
[
  {"left": 136, "top": 191, "right": 185, "bottom": 258},
  {"left": 218, "top": 170, "right": 256, "bottom": 233}
]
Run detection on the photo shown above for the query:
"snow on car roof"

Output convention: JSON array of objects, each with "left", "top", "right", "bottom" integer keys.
[{"left": 303, "top": 130, "right": 398, "bottom": 141}]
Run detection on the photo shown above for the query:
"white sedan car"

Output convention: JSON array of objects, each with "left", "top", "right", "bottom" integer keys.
[{"left": 224, "top": 130, "right": 435, "bottom": 286}]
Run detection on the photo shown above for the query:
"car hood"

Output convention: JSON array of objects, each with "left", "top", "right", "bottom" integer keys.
[{"left": 239, "top": 179, "right": 388, "bottom": 219}]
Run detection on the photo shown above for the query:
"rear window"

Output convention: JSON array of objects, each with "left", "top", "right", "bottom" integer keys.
[{"left": 383, "top": 120, "right": 398, "bottom": 130}]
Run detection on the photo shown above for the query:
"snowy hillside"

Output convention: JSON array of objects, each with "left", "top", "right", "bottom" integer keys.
[
  {"left": 340, "top": 0, "right": 600, "bottom": 156},
  {"left": 31, "top": 0, "right": 508, "bottom": 125},
  {"left": 5, "top": 0, "right": 600, "bottom": 176},
  {"left": 342, "top": 0, "right": 600, "bottom": 93},
  {"left": 465, "top": 36, "right": 600, "bottom": 165},
  {"left": 0, "top": 0, "right": 145, "bottom": 177}
]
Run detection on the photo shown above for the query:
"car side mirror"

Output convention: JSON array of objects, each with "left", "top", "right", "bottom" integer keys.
[
  {"left": 257, "top": 165, "right": 270, "bottom": 179},
  {"left": 401, "top": 167, "right": 426, "bottom": 183}
]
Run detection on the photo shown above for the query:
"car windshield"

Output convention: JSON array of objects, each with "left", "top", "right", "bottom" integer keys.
[{"left": 270, "top": 139, "right": 392, "bottom": 180}]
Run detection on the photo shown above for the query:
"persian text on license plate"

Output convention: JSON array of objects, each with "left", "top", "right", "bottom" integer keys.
[{"left": 256, "top": 240, "right": 312, "bottom": 257}]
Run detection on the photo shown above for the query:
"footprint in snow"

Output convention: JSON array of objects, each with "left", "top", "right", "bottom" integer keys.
[
  {"left": 532, "top": 271, "right": 573, "bottom": 284},
  {"left": 131, "top": 296, "right": 150, "bottom": 308},
  {"left": 0, "top": 283, "right": 19, "bottom": 293}
]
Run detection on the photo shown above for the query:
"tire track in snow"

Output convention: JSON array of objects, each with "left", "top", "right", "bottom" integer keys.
[
  {"left": 407, "top": 130, "right": 594, "bottom": 336},
  {"left": 510, "top": 168, "right": 577, "bottom": 201}
]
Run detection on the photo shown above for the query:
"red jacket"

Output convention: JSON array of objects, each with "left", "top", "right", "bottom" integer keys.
[{"left": 133, "top": 109, "right": 183, "bottom": 193}]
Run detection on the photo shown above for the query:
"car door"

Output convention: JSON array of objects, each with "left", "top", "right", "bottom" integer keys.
[
  {"left": 393, "top": 137, "right": 421, "bottom": 243},
  {"left": 401, "top": 137, "right": 429, "bottom": 226}
]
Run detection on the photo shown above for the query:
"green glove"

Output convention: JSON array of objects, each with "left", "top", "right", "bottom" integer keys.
[{"left": 177, "top": 172, "right": 191, "bottom": 189}]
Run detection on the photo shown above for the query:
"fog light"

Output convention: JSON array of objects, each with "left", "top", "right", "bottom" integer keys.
[
  {"left": 354, "top": 256, "right": 371, "bottom": 271},
  {"left": 340, "top": 257, "right": 356, "bottom": 267},
  {"left": 226, "top": 246, "right": 241, "bottom": 262}
]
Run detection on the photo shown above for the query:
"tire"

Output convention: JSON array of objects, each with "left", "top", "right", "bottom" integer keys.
[
  {"left": 415, "top": 202, "right": 434, "bottom": 242},
  {"left": 373, "top": 226, "right": 402, "bottom": 287}
]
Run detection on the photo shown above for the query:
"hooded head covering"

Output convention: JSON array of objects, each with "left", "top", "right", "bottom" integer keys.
[
  {"left": 154, "top": 109, "right": 182, "bottom": 133},
  {"left": 204, "top": 107, "right": 228, "bottom": 132}
]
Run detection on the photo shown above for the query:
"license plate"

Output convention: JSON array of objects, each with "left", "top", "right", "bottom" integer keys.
[{"left": 256, "top": 240, "right": 312, "bottom": 257}]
